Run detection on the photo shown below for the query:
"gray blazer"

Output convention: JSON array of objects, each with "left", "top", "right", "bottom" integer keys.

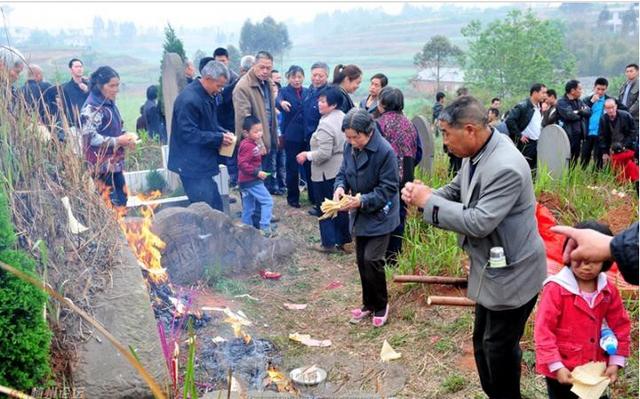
[
  {"left": 423, "top": 131, "right": 546, "bottom": 310},
  {"left": 308, "top": 109, "right": 345, "bottom": 182}
]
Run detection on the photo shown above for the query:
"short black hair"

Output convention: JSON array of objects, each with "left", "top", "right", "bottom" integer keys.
[
  {"left": 378, "top": 86, "right": 404, "bottom": 112},
  {"left": 530, "top": 83, "right": 546, "bottom": 95},
  {"left": 456, "top": 87, "right": 469, "bottom": 97},
  {"left": 285, "top": 65, "right": 304, "bottom": 78},
  {"left": 370, "top": 73, "right": 388, "bottom": 87},
  {"left": 342, "top": 108, "right": 375, "bottom": 136},
  {"left": 146, "top": 85, "right": 158, "bottom": 101},
  {"left": 213, "top": 47, "right": 229, "bottom": 58},
  {"left": 565, "top": 79, "right": 580, "bottom": 94},
  {"left": 565, "top": 220, "right": 614, "bottom": 272},
  {"left": 488, "top": 107, "right": 500, "bottom": 118},
  {"left": 594, "top": 77, "right": 609, "bottom": 87},
  {"left": 318, "top": 86, "right": 343, "bottom": 108},
  {"left": 491, "top": 97, "right": 501, "bottom": 103},
  {"left": 626, "top": 63, "right": 639, "bottom": 71},
  {"left": 242, "top": 115, "right": 261, "bottom": 132},
  {"left": 436, "top": 92, "right": 446, "bottom": 102},
  {"left": 199, "top": 56, "right": 215, "bottom": 73},
  {"left": 271, "top": 69, "right": 279, "bottom": 74},
  {"left": 547, "top": 89, "right": 557, "bottom": 98},
  {"left": 438, "top": 95, "right": 488, "bottom": 128},
  {"left": 68, "top": 58, "right": 82, "bottom": 68}
]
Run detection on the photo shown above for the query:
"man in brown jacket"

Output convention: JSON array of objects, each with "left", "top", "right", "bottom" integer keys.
[{"left": 233, "top": 51, "right": 279, "bottom": 192}]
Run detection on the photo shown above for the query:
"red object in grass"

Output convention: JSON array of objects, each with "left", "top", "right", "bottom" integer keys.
[
  {"left": 324, "top": 280, "right": 343, "bottom": 290},
  {"left": 259, "top": 270, "right": 282, "bottom": 280}
]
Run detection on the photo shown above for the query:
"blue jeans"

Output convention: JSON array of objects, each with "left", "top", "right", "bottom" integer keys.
[
  {"left": 241, "top": 183, "right": 273, "bottom": 230},
  {"left": 313, "top": 178, "right": 351, "bottom": 247}
]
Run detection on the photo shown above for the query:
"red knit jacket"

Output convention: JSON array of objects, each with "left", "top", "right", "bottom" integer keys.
[{"left": 237, "top": 138, "right": 263, "bottom": 188}]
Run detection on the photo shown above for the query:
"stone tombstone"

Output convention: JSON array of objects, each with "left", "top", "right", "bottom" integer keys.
[
  {"left": 74, "top": 238, "right": 168, "bottom": 398},
  {"left": 411, "top": 115, "right": 435, "bottom": 173},
  {"left": 538, "top": 124, "right": 571, "bottom": 178},
  {"left": 161, "top": 52, "right": 187, "bottom": 141}
]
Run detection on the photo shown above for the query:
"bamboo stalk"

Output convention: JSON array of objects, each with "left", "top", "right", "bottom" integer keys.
[
  {"left": 394, "top": 275, "right": 468, "bottom": 285},
  {"left": 427, "top": 296, "right": 475, "bottom": 307}
]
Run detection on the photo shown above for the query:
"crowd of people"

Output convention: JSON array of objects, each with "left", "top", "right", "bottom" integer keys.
[{"left": 1, "top": 43, "right": 639, "bottom": 399}]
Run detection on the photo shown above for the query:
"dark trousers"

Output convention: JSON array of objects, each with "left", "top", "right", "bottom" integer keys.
[
  {"left": 262, "top": 149, "right": 275, "bottom": 192},
  {"left": 517, "top": 138, "right": 538, "bottom": 172},
  {"left": 581, "top": 135, "right": 603, "bottom": 169},
  {"left": 226, "top": 146, "right": 239, "bottom": 186},
  {"left": 180, "top": 175, "right": 222, "bottom": 211},
  {"left": 274, "top": 147, "right": 286, "bottom": 190},
  {"left": 473, "top": 295, "right": 537, "bottom": 399},
  {"left": 386, "top": 199, "right": 407, "bottom": 264},
  {"left": 313, "top": 178, "right": 351, "bottom": 247},
  {"left": 285, "top": 140, "right": 305, "bottom": 204},
  {"left": 356, "top": 234, "right": 390, "bottom": 313},
  {"left": 546, "top": 377, "right": 609, "bottom": 399},
  {"left": 98, "top": 171, "right": 127, "bottom": 207},
  {"left": 445, "top": 144, "right": 462, "bottom": 175},
  {"left": 568, "top": 131, "right": 583, "bottom": 167}
]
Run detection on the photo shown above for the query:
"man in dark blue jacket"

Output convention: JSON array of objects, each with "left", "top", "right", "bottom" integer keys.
[
  {"left": 168, "top": 60, "right": 234, "bottom": 211},
  {"left": 21, "top": 64, "right": 57, "bottom": 124},
  {"left": 557, "top": 79, "right": 591, "bottom": 166},
  {"left": 61, "top": 58, "right": 89, "bottom": 128},
  {"left": 302, "top": 61, "right": 330, "bottom": 216}
]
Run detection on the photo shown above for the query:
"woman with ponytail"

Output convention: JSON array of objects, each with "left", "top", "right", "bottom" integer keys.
[
  {"left": 332, "top": 64, "right": 362, "bottom": 114},
  {"left": 80, "top": 66, "right": 137, "bottom": 206}
]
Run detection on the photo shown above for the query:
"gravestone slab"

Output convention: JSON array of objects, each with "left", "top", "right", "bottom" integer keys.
[
  {"left": 161, "top": 52, "right": 187, "bottom": 141},
  {"left": 74, "top": 239, "right": 168, "bottom": 398},
  {"left": 411, "top": 115, "right": 435, "bottom": 173},
  {"left": 152, "top": 203, "right": 296, "bottom": 285},
  {"left": 538, "top": 124, "right": 571, "bottom": 178}
]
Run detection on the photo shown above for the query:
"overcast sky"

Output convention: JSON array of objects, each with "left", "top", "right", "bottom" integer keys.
[{"left": 1, "top": 1, "right": 516, "bottom": 32}]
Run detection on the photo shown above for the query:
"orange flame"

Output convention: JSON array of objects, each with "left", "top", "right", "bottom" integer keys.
[
  {"left": 98, "top": 185, "right": 168, "bottom": 283},
  {"left": 266, "top": 365, "right": 297, "bottom": 393}
]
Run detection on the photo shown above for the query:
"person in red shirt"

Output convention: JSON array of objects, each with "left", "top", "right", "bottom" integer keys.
[
  {"left": 238, "top": 115, "right": 274, "bottom": 237},
  {"left": 534, "top": 221, "right": 631, "bottom": 399}
]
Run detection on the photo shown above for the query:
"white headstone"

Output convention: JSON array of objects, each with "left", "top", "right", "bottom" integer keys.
[
  {"left": 538, "top": 124, "right": 571, "bottom": 178},
  {"left": 411, "top": 115, "right": 435, "bottom": 173}
]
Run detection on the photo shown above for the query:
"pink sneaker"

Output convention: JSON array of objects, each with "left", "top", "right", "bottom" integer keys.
[
  {"left": 372, "top": 305, "right": 389, "bottom": 327},
  {"left": 350, "top": 307, "right": 371, "bottom": 323}
]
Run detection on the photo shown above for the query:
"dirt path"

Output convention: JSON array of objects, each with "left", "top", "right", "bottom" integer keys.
[{"left": 191, "top": 195, "right": 544, "bottom": 398}]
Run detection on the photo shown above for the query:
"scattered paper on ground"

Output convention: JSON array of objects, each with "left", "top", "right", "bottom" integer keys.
[
  {"left": 283, "top": 303, "right": 307, "bottom": 310},
  {"left": 570, "top": 362, "right": 610, "bottom": 399},
  {"left": 289, "top": 332, "right": 331, "bottom": 347},
  {"left": 380, "top": 339, "right": 402, "bottom": 362},
  {"left": 61, "top": 196, "right": 89, "bottom": 234},
  {"left": 260, "top": 270, "right": 282, "bottom": 279},
  {"left": 212, "top": 336, "right": 227, "bottom": 344},
  {"left": 234, "top": 294, "right": 260, "bottom": 301}
]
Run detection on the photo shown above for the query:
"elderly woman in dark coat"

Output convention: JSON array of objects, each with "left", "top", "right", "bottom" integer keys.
[
  {"left": 81, "top": 66, "right": 137, "bottom": 206},
  {"left": 334, "top": 108, "right": 399, "bottom": 327},
  {"left": 376, "top": 87, "right": 418, "bottom": 263}
]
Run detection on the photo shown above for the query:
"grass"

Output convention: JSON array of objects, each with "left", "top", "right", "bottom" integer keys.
[
  {"left": 440, "top": 374, "right": 467, "bottom": 393},
  {"left": 203, "top": 264, "right": 247, "bottom": 297}
]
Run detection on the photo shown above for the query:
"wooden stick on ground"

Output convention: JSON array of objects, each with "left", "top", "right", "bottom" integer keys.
[
  {"left": 427, "top": 296, "right": 475, "bottom": 307},
  {"left": 394, "top": 275, "right": 468, "bottom": 286}
]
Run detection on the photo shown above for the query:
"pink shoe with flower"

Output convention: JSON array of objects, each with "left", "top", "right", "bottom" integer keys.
[{"left": 372, "top": 305, "right": 389, "bottom": 327}]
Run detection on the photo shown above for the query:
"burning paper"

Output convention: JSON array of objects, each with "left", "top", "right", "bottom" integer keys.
[
  {"left": 570, "top": 362, "right": 610, "bottom": 399},
  {"left": 380, "top": 340, "right": 402, "bottom": 362},
  {"left": 289, "top": 333, "right": 331, "bottom": 347},
  {"left": 265, "top": 364, "right": 298, "bottom": 393}
]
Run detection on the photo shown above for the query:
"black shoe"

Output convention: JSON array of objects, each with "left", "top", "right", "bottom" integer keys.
[
  {"left": 307, "top": 208, "right": 322, "bottom": 217},
  {"left": 288, "top": 201, "right": 301, "bottom": 208}
]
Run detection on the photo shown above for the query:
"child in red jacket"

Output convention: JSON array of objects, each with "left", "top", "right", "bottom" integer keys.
[
  {"left": 238, "top": 116, "right": 274, "bottom": 237},
  {"left": 534, "top": 221, "right": 631, "bottom": 399}
]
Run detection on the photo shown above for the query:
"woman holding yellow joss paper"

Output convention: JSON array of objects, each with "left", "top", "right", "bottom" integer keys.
[{"left": 333, "top": 108, "right": 400, "bottom": 327}]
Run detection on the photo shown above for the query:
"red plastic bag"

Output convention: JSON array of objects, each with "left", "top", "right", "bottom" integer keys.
[{"left": 536, "top": 203, "right": 565, "bottom": 265}]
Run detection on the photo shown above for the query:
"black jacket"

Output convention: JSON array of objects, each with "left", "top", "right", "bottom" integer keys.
[
  {"left": 542, "top": 105, "right": 559, "bottom": 127},
  {"left": 505, "top": 98, "right": 535, "bottom": 140},
  {"left": 336, "top": 86, "right": 355, "bottom": 114},
  {"left": 556, "top": 95, "right": 591, "bottom": 138},
  {"left": 168, "top": 80, "right": 225, "bottom": 178},
  {"left": 21, "top": 79, "right": 57, "bottom": 123},
  {"left": 61, "top": 78, "right": 90, "bottom": 127},
  {"left": 610, "top": 222, "right": 638, "bottom": 285},
  {"left": 276, "top": 84, "right": 308, "bottom": 143},
  {"left": 302, "top": 83, "right": 327, "bottom": 140},
  {"left": 598, "top": 110, "right": 637, "bottom": 153},
  {"left": 142, "top": 99, "right": 166, "bottom": 143},
  {"left": 334, "top": 128, "right": 400, "bottom": 237},
  {"left": 216, "top": 70, "right": 239, "bottom": 132}
]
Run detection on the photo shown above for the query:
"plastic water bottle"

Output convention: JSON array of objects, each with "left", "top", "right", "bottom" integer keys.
[
  {"left": 382, "top": 201, "right": 392, "bottom": 215},
  {"left": 600, "top": 323, "right": 618, "bottom": 356},
  {"left": 489, "top": 247, "right": 507, "bottom": 268}
]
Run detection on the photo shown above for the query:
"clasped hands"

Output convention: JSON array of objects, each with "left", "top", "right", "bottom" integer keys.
[{"left": 401, "top": 180, "right": 433, "bottom": 208}]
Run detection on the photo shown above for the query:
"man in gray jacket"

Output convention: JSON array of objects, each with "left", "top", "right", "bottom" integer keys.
[{"left": 402, "top": 96, "right": 546, "bottom": 399}]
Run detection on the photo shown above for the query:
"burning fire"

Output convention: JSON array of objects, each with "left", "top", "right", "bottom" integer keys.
[
  {"left": 266, "top": 364, "right": 298, "bottom": 393},
  {"left": 222, "top": 308, "right": 253, "bottom": 345}
]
